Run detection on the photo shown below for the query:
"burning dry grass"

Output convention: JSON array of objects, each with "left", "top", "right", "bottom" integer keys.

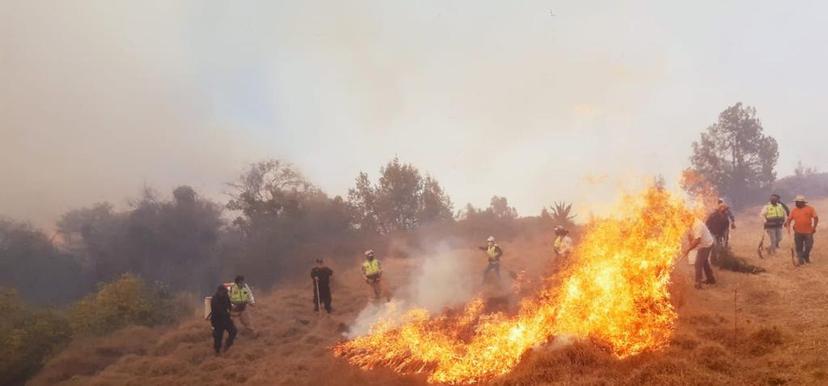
[{"left": 334, "top": 188, "right": 698, "bottom": 383}]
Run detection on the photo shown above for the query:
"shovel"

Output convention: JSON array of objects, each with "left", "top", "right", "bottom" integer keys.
[
  {"left": 314, "top": 278, "right": 323, "bottom": 316},
  {"left": 756, "top": 232, "right": 765, "bottom": 259}
]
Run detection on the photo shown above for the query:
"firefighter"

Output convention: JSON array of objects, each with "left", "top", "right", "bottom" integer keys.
[
  {"left": 229, "top": 275, "right": 256, "bottom": 335},
  {"left": 479, "top": 236, "right": 503, "bottom": 283},
  {"left": 361, "top": 250, "right": 388, "bottom": 301},
  {"left": 759, "top": 194, "right": 789, "bottom": 255},
  {"left": 209, "top": 285, "right": 237, "bottom": 355},
  {"left": 553, "top": 226, "right": 573, "bottom": 259},
  {"left": 311, "top": 258, "right": 333, "bottom": 313}
]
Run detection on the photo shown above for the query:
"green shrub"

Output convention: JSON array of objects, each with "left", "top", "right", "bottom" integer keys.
[
  {"left": 69, "top": 274, "right": 184, "bottom": 336},
  {"left": 0, "top": 288, "right": 72, "bottom": 385}
]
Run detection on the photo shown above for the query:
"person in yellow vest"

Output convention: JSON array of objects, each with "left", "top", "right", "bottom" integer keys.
[
  {"left": 361, "top": 250, "right": 388, "bottom": 301},
  {"left": 478, "top": 236, "right": 503, "bottom": 284},
  {"left": 553, "top": 226, "right": 574, "bottom": 259},
  {"left": 229, "top": 275, "right": 256, "bottom": 335},
  {"left": 759, "top": 194, "right": 790, "bottom": 255}
]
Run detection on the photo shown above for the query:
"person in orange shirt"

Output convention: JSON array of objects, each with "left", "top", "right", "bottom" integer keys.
[{"left": 785, "top": 195, "right": 819, "bottom": 265}]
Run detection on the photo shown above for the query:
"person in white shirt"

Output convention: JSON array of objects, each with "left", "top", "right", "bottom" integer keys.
[{"left": 681, "top": 218, "right": 716, "bottom": 289}]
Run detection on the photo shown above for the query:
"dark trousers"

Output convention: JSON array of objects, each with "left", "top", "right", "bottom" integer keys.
[
  {"left": 794, "top": 233, "right": 814, "bottom": 264},
  {"left": 711, "top": 234, "right": 726, "bottom": 261},
  {"left": 482, "top": 261, "right": 500, "bottom": 283},
  {"left": 212, "top": 318, "right": 237, "bottom": 353},
  {"left": 695, "top": 246, "right": 715, "bottom": 284},
  {"left": 313, "top": 284, "right": 332, "bottom": 313}
]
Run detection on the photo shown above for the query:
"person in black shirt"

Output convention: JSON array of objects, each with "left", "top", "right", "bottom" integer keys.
[
  {"left": 706, "top": 203, "right": 731, "bottom": 246},
  {"left": 311, "top": 258, "right": 334, "bottom": 313},
  {"left": 209, "top": 284, "right": 237, "bottom": 354}
]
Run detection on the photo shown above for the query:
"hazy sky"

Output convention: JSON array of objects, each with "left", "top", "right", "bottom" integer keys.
[{"left": 2, "top": 0, "right": 828, "bottom": 227}]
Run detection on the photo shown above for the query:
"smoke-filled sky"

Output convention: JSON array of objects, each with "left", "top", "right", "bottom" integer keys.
[{"left": 2, "top": 0, "right": 828, "bottom": 227}]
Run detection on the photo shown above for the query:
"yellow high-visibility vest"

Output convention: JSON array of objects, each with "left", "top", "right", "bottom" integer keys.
[
  {"left": 487, "top": 245, "right": 500, "bottom": 261},
  {"left": 764, "top": 204, "right": 785, "bottom": 219},
  {"left": 363, "top": 259, "right": 381, "bottom": 276},
  {"left": 229, "top": 283, "right": 252, "bottom": 305}
]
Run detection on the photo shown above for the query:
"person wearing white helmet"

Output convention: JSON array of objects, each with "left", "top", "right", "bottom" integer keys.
[
  {"left": 478, "top": 236, "right": 503, "bottom": 283},
  {"left": 553, "top": 226, "right": 573, "bottom": 258},
  {"left": 361, "top": 249, "right": 387, "bottom": 301}
]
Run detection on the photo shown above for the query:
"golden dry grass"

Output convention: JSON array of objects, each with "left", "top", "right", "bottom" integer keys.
[{"left": 32, "top": 199, "right": 828, "bottom": 385}]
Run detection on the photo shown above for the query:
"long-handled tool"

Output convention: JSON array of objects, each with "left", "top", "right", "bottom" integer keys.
[
  {"left": 756, "top": 232, "right": 766, "bottom": 259},
  {"left": 791, "top": 246, "right": 798, "bottom": 267},
  {"left": 314, "top": 278, "right": 322, "bottom": 315},
  {"left": 789, "top": 231, "right": 799, "bottom": 267}
]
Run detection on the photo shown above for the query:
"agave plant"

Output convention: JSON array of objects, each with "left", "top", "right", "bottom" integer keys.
[{"left": 550, "top": 201, "right": 576, "bottom": 227}]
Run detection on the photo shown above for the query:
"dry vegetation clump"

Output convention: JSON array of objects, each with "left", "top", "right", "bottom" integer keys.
[
  {"left": 621, "top": 357, "right": 719, "bottom": 386},
  {"left": 692, "top": 343, "right": 735, "bottom": 375},
  {"left": 27, "top": 326, "right": 159, "bottom": 386},
  {"left": 743, "top": 326, "right": 785, "bottom": 356},
  {"left": 668, "top": 333, "right": 701, "bottom": 351},
  {"left": 711, "top": 246, "right": 766, "bottom": 273},
  {"left": 151, "top": 321, "right": 210, "bottom": 356},
  {"left": 492, "top": 341, "right": 614, "bottom": 385}
]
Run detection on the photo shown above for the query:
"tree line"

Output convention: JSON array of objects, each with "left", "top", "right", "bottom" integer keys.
[
  {"left": 2, "top": 157, "right": 580, "bottom": 307},
  {"left": 4, "top": 102, "right": 819, "bottom": 307}
]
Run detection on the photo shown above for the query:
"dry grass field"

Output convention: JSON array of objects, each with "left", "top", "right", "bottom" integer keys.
[{"left": 31, "top": 199, "right": 828, "bottom": 385}]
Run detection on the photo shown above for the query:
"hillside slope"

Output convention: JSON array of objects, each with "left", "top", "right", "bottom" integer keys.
[{"left": 32, "top": 200, "right": 828, "bottom": 385}]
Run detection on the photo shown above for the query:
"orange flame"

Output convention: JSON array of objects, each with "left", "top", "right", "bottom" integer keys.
[{"left": 333, "top": 187, "right": 697, "bottom": 384}]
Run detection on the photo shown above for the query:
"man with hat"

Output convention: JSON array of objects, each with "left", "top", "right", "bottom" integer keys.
[
  {"left": 706, "top": 202, "right": 732, "bottom": 251},
  {"left": 785, "top": 195, "right": 819, "bottom": 265}
]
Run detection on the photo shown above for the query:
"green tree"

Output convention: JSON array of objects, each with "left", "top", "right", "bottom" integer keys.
[
  {"left": 227, "top": 160, "right": 353, "bottom": 284},
  {"left": 418, "top": 175, "right": 454, "bottom": 224},
  {"left": 227, "top": 160, "right": 322, "bottom": 227},
  {"left": 0, "top": 288, "right": 72, "bottom": 385},
  {"left": 68, "top": 274, "right": 182, "bottom": 336},
  {"left": 0, "top": 219, "right": 88, "bottom": 305},
  {"left": 488, "top": 196, "right": 518, "bottom": 220},
  {"left": 375, "top": 158, "right": 424, "bottom": 232},
  {"left": 688, "top": 102, "right": 779, "bottom": 207},
  {"left": 794, "top": 161, "right": 817, "bottom": 177},
  {"left": 57, "top": 186, "right": 224, "bottom": 292},
  {"left": 347, "top": 158, "right": 453, "bottom": 233}
]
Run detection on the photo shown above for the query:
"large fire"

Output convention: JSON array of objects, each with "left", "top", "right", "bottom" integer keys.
[{"left": 333, "top": 187, "right": 698, "bottom": 384}]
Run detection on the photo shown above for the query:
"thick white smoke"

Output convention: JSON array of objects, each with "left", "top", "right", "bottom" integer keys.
[{"left": 344, "top": 244, "right": 477, "bottom": 338}]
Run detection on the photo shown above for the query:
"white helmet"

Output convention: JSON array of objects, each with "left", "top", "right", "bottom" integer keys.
[
  {"left": 486, "top": 236, "right": 495, "bottom": 242},
  {"left": 364, "top": 249, "right": 375, "bottom": 257}
]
